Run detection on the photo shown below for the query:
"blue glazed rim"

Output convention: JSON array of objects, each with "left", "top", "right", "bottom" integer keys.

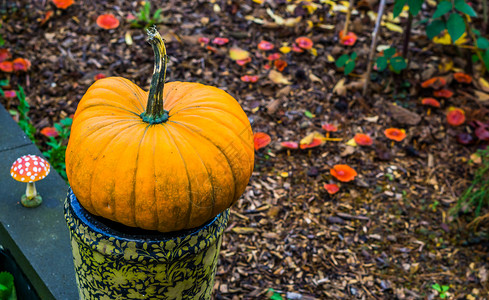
[{"left": 65, "top": 188, "right": 229, "bottom": 258}]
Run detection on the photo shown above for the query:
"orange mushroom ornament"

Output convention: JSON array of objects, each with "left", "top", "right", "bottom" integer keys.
[
  {"left": 10, "top": 155, "right": 50, "bottom": 207},
  {"left": 330, "top": 164, "right": 357, "bottom": 182}
]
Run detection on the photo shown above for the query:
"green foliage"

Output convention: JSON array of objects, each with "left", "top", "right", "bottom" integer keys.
[
  {"left": 393, "top": 0, "right": 423, "bottom": 18},
  {"left": 431, "top": 283, "right": 450, "bottom": 298},
  {"left": 335, "top": 52, "right": 357, "bottom": 76},
  {"left": 424, "top": 0, "right": 488, "bottom": 71},
  {"left": 375, "top": 47, "right": 407, "bottom": 74},
  {"left": 451, "top": 147, "right": 489, "bottom": 217},
  {"left": 131, "top": 2, "right": 163, "bottom": 29},
  {"left": 472, "top": 31, "right": 489, "bottom": 70},
  {"left": 267, "top": 289, "right": 283, "bottom": 300},
  {"left": 0, "top": 271, "right": 15, "bottom": 300},
  {"left": 446, "top": 13, "right": 465, "bottom": 42},
  {"left": 42, "top": 118, "right": 72, "bottom": 182},
  {"left": 0, "top": 23, "right": 5, "bottom": 47},
  {"left": 426, "top": 0, "right": 476, "bottom": 43},
  {"left": 9, "top": 85, "right": 36, "bottom": 142}
]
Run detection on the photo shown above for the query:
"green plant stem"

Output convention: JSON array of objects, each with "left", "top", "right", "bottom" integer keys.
[
  {"left": 141, "top": 27, "right": 169, "bottom": 124},
  {"left": 463, "top": 16, "right": 486, "bottom": 75}
]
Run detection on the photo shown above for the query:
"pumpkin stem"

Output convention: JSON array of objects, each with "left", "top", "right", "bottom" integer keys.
[{"left": 141, "top": 27, "right": 169, "bottom": 124}]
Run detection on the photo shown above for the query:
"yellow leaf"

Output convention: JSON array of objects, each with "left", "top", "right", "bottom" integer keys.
[
  {"left": 383, "top": 22, "right": 403, "bottom": 33},
  {"left": 327, "top": 54, "right": 335, "bottom": 62},
  {"left": 346, "top": 138, "right": 357, "bottom": 147},
  {"left": 300, "top": 131, "right": 325, "bottom": 145},
  {"left": 269, "top": 70, "right": 291, "bottom": 85},
  {"left": 433, "top": 30, "right": 468, "bottom": 45},
  {"left": 280, "top": 46, "right": 291, "bottom": 54},
  {"left": 310, "top": 47, "right": 318, "bottom": 56},
  {"left": 280, "top": 172, "right": 289, "bottom": 178},
  {"left": 306, "top": 20, "right": 314, "bottom": 31},
  {"left": 229, "top": 47, "right": 250, "bottom": 61},
  {"left": 438, "top": 58, "right": 453, "bottom": 73},
  {"left": 252, "top": 0, "right": 264, "bottom": 3},
  {"left": 478, "top": 77, "right": 489, "bottom": 93}
]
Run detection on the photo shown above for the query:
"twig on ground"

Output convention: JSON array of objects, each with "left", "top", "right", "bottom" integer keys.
[{"left": 362, "top": 0, "right": 387, "bottom": 97}]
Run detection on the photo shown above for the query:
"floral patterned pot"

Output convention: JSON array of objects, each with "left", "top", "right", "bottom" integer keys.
[{"left": 64, "top": 188, "right": 229, "bottom": 299}]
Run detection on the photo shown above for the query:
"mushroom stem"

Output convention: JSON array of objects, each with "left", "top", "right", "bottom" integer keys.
[
  {"left": 25, "top": 182, "right": 37, "bottom": 199},
  {"left": 141, "top": 26, "right": 169, "bottom": 125},
  {"left": 22, "top": 182, "right": 42, "bottom": 208}
]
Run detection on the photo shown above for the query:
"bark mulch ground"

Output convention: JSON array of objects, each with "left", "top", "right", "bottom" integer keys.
[{"left": 1, "top": 1, "right": 488, "bottom": 299}]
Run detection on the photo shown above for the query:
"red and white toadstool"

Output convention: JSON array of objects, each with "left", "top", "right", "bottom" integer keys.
[{"left": 10, "top": 155, "right": 50, "bottom": 207}]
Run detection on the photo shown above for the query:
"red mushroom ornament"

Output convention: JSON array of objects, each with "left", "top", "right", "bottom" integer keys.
[{"left": 10, "top": 155, "right": 50, "bottom": 207}]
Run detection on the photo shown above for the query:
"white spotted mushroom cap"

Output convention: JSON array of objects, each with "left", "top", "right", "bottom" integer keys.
[{"left": 10, "top": 155, "right": 50, "bottom": 183}]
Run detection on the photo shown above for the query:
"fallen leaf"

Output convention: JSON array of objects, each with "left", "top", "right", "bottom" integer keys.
[
  {"left": 477, "top": 77, "right": 489, "bottom": 93},
  {"left": 333, "top": 78, "right": 346, "bottom": 96},
  {"left": 229, "top": 47, "right": 250, "bottom": 61},
  {"left": 474, "top": 90, "right": 489, "bottom": 103},
  {"left": 125, "top": 31, "right": 133, "bottom": 46},
  {"left": 269, "top": 70, "right": 291, "bottom": 85},
  {"left": 254, "top": 132, "right": 271, "bottom": 150},
  {"left": 309, "top": 73, "right": 323, "bottom": 83},
  {"left": 232, "top": 227, "right": 256, "bottom": 234},
  {"left": 300, "top": 131, "right": 325, "bottom": 147},
  {"left": 383, "top": 22, "right": 403, "bottom": 33}
]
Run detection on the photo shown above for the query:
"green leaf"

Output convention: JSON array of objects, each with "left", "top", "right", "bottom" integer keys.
[
  {"left": 335, "top": 54, "right": 349, "bottom": 68},
  {"left": 432, "top": 283, "right": 441, "bottom": 292},
  {"left": 393, "top": 0, "right": 407, "bottom": 18},
  {"left": 454, "top": 0, "right": 476, "bottom": 17},
  {"left": 350, "top": 51, "right": 358, "bottom": 60},
  {"left": 0, "top": 79, "right": 9, "bottom": 86},
  {"left": 442, "top": 285, "right": 450, "bottom": 292},
  {"left": 483, "top": 50, "right": 489, "bottom": 70},
  {"left": 304, "top": 110, "right": 314, "bottom": 118},
  {"left": 0, "top": 272, "right": 14, "bottom": 299},
  {"left": 446, "top": 13, "right": 465, "bottom": 43},
  {"left": 153, "top": 8, "right": 162, "bottom": 21},
  {"left": 60, "top": 118, "right": 73, "bottom": 127},
  {"left": 344, "top": 60, "right": 355, "bottom": 75},
  {"left": 472, "top": 28, "right": 481, "bottom": 36},
  {"left": 426, "top": 20, "right": 445, "bottom": 40},
  {"left": 390, "top": 56, "right": 407, "bottom": 72},
  {"left": 407, "top": 0, "right": 423, "bottom": 16},
  {"left": 477, "top": 37, "right": 489, "bottom": 49},
  {"left": 472, "top": 54, "right": 479, "bottom": 63},
  {"left": 432, "top": 1, "right": 452, "bottom": 19},
  {"left": 376, "top": 56, "right": 388, "bottom": 71},
  {"left": 384, "top": 47, "right": 396, "bottom": 58}
]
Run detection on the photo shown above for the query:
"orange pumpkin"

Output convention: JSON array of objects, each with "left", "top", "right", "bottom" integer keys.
[{"left": 66, "top": 28, "right": 254, "bottom": 232}]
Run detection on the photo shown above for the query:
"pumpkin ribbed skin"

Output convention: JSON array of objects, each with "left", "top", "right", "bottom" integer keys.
[{"left": 66, "top": 77, "right": 254, "bottom": 232}]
